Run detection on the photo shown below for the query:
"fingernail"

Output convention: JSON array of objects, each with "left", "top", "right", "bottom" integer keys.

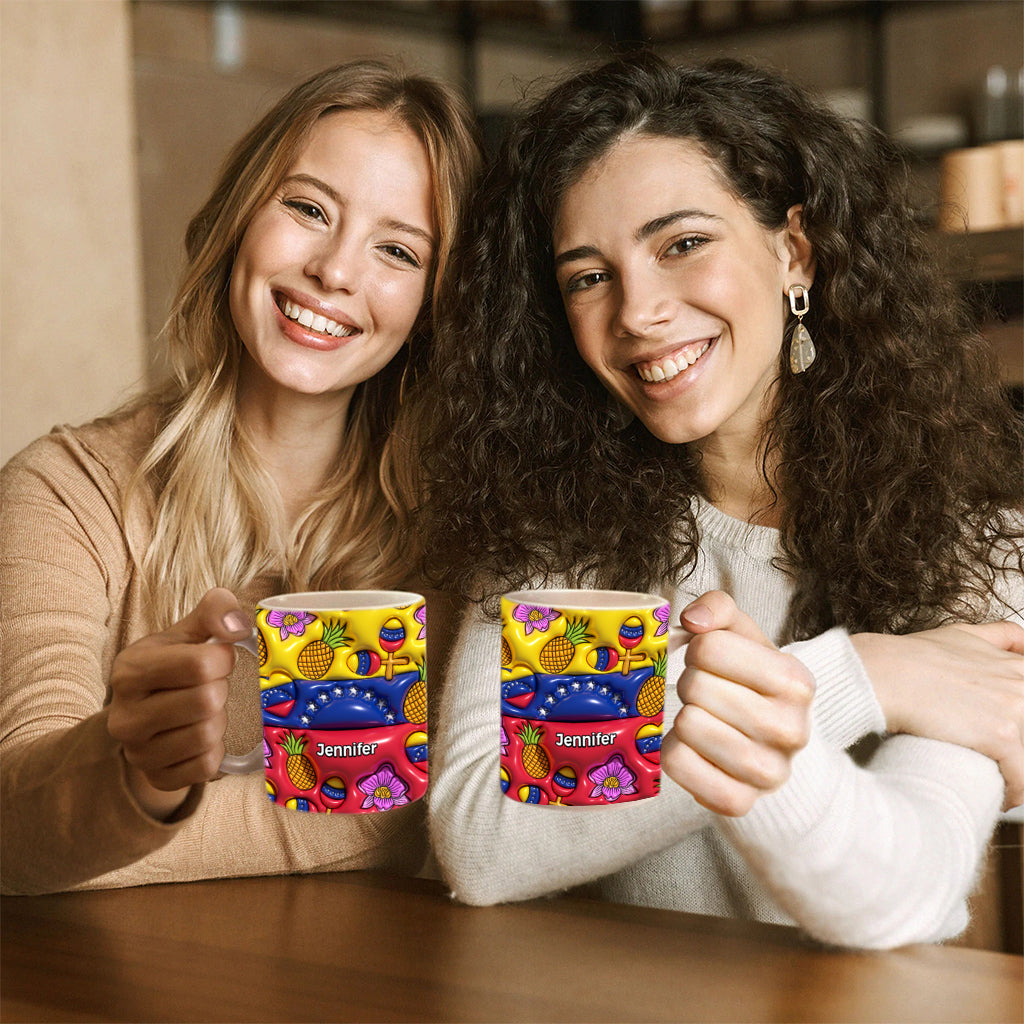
[
  {"left": 682, "top": 603, "right": 713, "bottom": 629},
  {"left": 222, "top": 611, "right": 249, "bottom": 635}
]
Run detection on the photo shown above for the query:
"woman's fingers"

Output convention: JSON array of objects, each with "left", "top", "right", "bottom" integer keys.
[
  {"left": 108, "top": 677, "right": 230, "bottom": 746},
  {"left": 111, "top": 638, "right": 237, "bottom": 697},
  {"left": 130, "top": 736, "right": 229, "bottom": 793},
  {"left": 670, "top": 701, "right": 795, "bottom": 793},
  {"left": 684, "top": 629, "right": 814, "bottom": 700},
  {"left": 679, "top": 662, "right": 812, "bottom": 752},
  {"left": 664, "top": 603, "right": 815, "bottom": 815},
  {"left": 164, "top": 586, "right": 252, "bottom": 646},
  {"left": 660, "top": 730, "right": 765, "bottom": 817},
  {"left": 680, "top": 591, "right": 773, "bottom": 647},
  {"left": 107, "top": 588, "right": 247, "bottom": 793}
]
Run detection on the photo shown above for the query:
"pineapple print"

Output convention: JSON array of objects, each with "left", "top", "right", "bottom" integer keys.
[
  {"left": 517, "top": 723, "right": 550, "bottom": 779},
  {"left": 296, "top": 618, "right": 351, "bottom": 679},
  {"left": 636, "top": 652, "right": 666, "bottom": 717},
  {"left": 538, "top": 617, "right": 593, "bottom": 673},
  {"left": 279, "top": 731, "right": 317, "bottom": 791},
  {"left": 501, "top": 634, "right": 513, "bottom": 667},
  {"left": 258, "top": 630, "right": 268, "bottom": 667},
  {"left": 403, "top": 660, "right": 427, "bottom": 724}
]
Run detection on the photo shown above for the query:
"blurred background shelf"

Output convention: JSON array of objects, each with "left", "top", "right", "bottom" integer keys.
[{"left": 945, "top": 226, "right": 1024, "bottom": 284}]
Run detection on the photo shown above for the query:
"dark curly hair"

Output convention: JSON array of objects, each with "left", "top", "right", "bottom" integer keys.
[{"left": 415, "top": 52, "right": 1023, "bottom": 640}]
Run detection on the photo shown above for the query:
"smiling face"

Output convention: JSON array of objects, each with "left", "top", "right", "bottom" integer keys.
[
  {"left": 229, "top": 107, "right": 435, "bottom": 410},
  {"left": 552, "top": 133, "right": 812, "bottom": 451}
]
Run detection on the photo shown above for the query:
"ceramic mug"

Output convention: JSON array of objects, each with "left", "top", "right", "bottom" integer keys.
[
  {"left": 220, "top": 590, "right": 428, "bottom": 813},
  {"left": 499, "top": 589, "right": 680, "bottom": 807}
]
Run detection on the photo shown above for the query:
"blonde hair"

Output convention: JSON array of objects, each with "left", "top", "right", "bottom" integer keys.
[{"left": 127, "top": 60, "right": 482, "bottom": 626}]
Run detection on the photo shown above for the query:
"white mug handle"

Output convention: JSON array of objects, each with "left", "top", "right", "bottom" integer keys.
[
  {"left": 212, "top": 631, "right": 266, "bottom": 775},
  {"left": 667, "top": 624, "right": 689, "bottom": 653}
]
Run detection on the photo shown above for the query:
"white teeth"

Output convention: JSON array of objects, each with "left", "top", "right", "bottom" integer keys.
[
  {"left": 636, "top": 342, "right": 711, "bottom": 383},
  {"left": 280, "top": 298, "right": 356, "bottom": 338}
]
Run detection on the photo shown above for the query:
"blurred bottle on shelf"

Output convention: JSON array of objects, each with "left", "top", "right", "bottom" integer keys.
[{"left": 976, "top": 65, "right": 1011, "bottom": 145}]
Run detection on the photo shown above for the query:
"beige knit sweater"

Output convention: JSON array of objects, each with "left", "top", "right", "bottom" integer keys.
[{"left": 1, "top": 407, "right": 441, "bottom": 895}]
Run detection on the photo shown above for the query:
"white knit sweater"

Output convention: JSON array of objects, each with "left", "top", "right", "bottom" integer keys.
[{"left": 427, "top": 499, "right": 1018, "bottom": 949}]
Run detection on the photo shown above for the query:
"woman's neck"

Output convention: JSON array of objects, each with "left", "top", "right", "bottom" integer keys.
[
  {"left": 236, "top": 378, "right": 353, "bottom": 526},
  {"left": 694, "top": 427, "right": 782, "bottom": 529}
]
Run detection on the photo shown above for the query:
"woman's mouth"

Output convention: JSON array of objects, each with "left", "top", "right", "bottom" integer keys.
[
  {"left": 634, "top": 338, "right": 714, "bottom": 383},
  {"left": 277, "top": 296, "right": 359, "bottom": 339}
]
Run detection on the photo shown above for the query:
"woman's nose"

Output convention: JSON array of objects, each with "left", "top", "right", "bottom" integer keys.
[
  {"left": 305, "top": 236, "right": 359, "bottom": 293},
  {"left": 613, "top": 269, "right": 674, "bottom": 338}
]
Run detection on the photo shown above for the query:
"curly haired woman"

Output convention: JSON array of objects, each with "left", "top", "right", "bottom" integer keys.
[
  {"left": 1, "top": 60, "right": 481, "bottom": 894},
  {"left": 417, "top": 53, "right": 1023, "bottom": 948}
]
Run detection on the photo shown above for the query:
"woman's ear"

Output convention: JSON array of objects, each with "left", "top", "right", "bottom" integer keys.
[{"left": 782, "top": 204, "right": 816, "bottom": 289}]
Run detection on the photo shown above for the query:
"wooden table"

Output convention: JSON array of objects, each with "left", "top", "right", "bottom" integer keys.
[{"left": 2, "top": 871, "right": 1021, "bottom": 1023}]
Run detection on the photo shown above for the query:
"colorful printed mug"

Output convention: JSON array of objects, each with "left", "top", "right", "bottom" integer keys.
[
  {"left": 499, "top": 589, "right": 672, "bottom": 807},
  {"left": 220, "top": 590, "right": 427, "bottom": 813}
]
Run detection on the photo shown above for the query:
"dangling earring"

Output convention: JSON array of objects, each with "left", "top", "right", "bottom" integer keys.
[{"left": 787, "top": 284, "right": 816, "bottom": 374}]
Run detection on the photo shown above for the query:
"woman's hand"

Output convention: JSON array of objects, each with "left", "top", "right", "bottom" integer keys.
[
  {"left": 661, "top": 591, "right": 815, "bottom": 817},
  {"left": 107, "top": 587, "right": 252, "bottom": 820},
  {"left": 852, "top": 622, "right": 1024, "bottom": 810}
]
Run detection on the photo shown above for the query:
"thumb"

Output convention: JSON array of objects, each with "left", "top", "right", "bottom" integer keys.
[
  {"left": 168, "top": 587, "right": 251, "bottom": 645},
  {"left": 680, "top": 590, "right": 774, "bottom": 648}
]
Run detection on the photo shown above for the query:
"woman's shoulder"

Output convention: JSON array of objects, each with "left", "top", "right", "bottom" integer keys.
[{"left": 2, "top": 402, "right": 161, "bottom": 493}]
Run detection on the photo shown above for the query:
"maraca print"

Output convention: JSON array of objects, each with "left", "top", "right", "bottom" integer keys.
[
  {"left": 500, "top": 601, "right": 668, "bottom": 806},
  {"left": 257, "top": 601, "right": 427, "bottom": 812}
]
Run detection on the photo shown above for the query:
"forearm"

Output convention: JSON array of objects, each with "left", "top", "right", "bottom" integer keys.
[
  {"left": 1, "top": 712, "right": 201, "bottom": 894},
  {"left": 3, "top": 714, "right": 428, "bottom": 894},
  {"left": 720, "top": 727, "right": 1002, "bottom": 949},
  {"left": 428, "top": 608, "right": 711, "bottom": 905},
  {"left": 785, "top": 628, "right": 885, "bottom": 748}
]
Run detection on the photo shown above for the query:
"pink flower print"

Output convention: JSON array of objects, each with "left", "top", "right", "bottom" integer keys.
[
  {"left": 500, "top": 725, "right": 509, "bottom": 756},
  {"left": 513, "top": 604, "right": 560, "bottom": 635},
  {"left": 266, "top": 609, "right": 315, "bottom": 641},
  {"left": 654, "top": 604, "right": 671, "bottom": 636},
  {"left": 587, "top": 754, "right": 637, "bottom": 803},
  {"left": 358, "top": 762, "right": 410, "bottom": 812},
  {"left": 263, "top": 736, "right": 272, "bottom": 769},
  {"left": 414, "top": 604, "right": 426, "bottom": 641}
]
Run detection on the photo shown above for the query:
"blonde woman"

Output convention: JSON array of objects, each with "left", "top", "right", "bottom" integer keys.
[{"left": 1, "top": 60, "right": 481, "bottom": 894}]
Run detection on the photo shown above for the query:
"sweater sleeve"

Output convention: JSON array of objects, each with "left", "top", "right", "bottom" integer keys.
[
  {"left": 427, "top": 601, "right": 713, "bottom": 906},
  {"left": 719, "top": 727, "right": 1002, "bottom": 949},
  {"left": 0, "top": 429, "right": 192, "bottom": 893},
  {"left": 718, "top": 565, "right": 1023, "bottom": 950},
  {"left": 1, "top": 427, "right": 426, "bottom": 894},
  {"left": 784, "top": 628, "right": 886, "bottom": 748}
]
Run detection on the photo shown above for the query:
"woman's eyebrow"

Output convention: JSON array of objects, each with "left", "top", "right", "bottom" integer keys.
[
  {"left": 554, "top": 244, "right": 602, "bottom": 268},
  {"left": 635, "top": 209, "right": 721, "bottom": 242},
  {"left": 281, "top": 173, "right": 435, "bottom": 247},
  {"left": 556, "top": 208, "right": 724, "bottom": 266},
  {"left": 282, "top": 173, "right": 342, "bottom": 204},
  {"left": 378, "top": 217, "right": 435, "bottom": 249}
]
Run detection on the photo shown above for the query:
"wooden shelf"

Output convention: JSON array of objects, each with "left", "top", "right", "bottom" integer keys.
[{"left": 941, "top": 227, "right": 1024, "bottom": 284}]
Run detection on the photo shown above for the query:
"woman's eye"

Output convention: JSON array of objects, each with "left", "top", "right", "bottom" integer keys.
[
  {"left": 284, "top": 199, "right": 326, "bottom": 222},
  {"left": 380, "top": 244, "right": 421, "bottom": 269},
  {"left": 566, "top": 270, "right": 609, "bottom": 294},
  {"left": 665, "top": 235, "right": 707, "bottom": 257}
]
